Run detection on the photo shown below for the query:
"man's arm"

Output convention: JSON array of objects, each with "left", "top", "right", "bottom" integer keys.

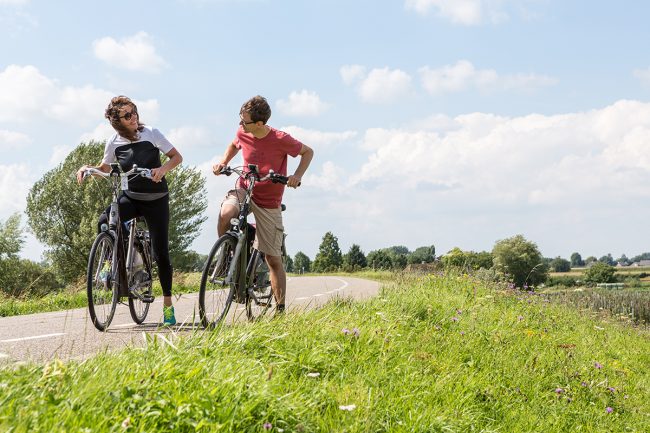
[
  {"left": 212, "top": 141, "right": 240, "bottom": 175},
  {"left": 288, "top": 144, "right": 314, "bottom": 188}
]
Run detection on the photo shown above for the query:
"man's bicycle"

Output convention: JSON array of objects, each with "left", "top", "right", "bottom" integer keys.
[
  {"left": 198, "top": 164, "right": 292, "bottom": 328},
  {"left": 83, "top": 164, "right": 155, "bottom": 331}
]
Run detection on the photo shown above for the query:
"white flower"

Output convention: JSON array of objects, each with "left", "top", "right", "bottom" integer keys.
[
  {"left": 339, "top": 404, "right": 356, "bottom": 411},
  {"left": 306, "top": 372, "right": 321, "bottom": 377}
]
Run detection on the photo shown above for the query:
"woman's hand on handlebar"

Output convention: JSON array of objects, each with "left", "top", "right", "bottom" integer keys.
[
  {"left": 150, "top": 167, "right": 166, "bottom": 183},
  {"left": 76, "top": 165, "right": 90, "bottom": 184}
]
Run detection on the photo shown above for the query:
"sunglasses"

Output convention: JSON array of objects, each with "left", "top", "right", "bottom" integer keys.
[
  {"left": 239, "top": 116, "right": 256, "bottom": 126},
  {"left": 119, "top": 111, "right": 137, "bottom": 121}
]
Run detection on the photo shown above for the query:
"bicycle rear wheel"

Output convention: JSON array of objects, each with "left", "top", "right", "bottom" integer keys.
[
  {"left": 199, "top": 234, "right": 237, "bottom": 329},
  {"left": 87, "top": 231, "right": 118, "bottom": 331},
  {"left": 245, "top": 249, "right": 274, "bottom": 321},
  {"left": 128, "top": 235, "right": 153, "bottom": 324}
]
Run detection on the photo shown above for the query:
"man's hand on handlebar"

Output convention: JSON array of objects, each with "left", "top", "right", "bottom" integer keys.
[
  {"left": 287, "top": 175, "right": 302, "bottom": 189},
  {"left": 212, "top": 162, "right": 227, "bottom": 176}
]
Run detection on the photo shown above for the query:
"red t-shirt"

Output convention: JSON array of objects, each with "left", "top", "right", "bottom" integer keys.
[{"left": 234, "top": 126, "right": 303, "bottom": 208}]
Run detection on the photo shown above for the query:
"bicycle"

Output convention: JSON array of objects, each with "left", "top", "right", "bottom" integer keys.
[
  {"left": 198, "top": 164, "right": 293, "bottom": 328},
  {"left": 83, "top": 163, "right": 155, "bottom": 331}
]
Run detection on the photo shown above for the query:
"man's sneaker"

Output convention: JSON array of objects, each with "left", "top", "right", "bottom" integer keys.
[{"left": 163, "top": 305, "right": 176, "bottom": 326}]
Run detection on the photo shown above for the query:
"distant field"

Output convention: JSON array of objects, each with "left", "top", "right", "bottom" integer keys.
[{"left": 550, "top": 266, "right": 650, "bottom": 278}]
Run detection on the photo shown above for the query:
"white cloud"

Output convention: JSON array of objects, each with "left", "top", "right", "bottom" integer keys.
[
  {"left": 340, "top": 64, "right": 367, "bottom": 85},
  {"left": 304, "top": 161, "right": 348, "bottom": 193},
  {"left": 0, "top": 129, "right": 31, "bottom": 150},
  {"left": 405, "top": 0, "right": 524, "bottom": 25},
  {"left": 47, "top": 85, "right": 114, "bottom": 125},
  {"left": 0, "top": 0, "right": 30, "bottom": 4},
  {"left": 0, "top": 65, "right": 58, "bottom": 122},
  {"left": 167, "top": 126, "right": 212, "bottom": 151},
  {"left": 280, "top": 126, "right": 357, "bottom": 149},
  {"left": 276, "top": 90, "right": 330, "bottom": 117},
  {"left": 633, "top": 67, "right": 650, "bottom": 86},
  {"left": 48, "top": 144, "right": 75, "bottom": 166},
  {"left": 351, "top": 100, "right": 650, "bottom": 208},
  {"left": 0, "top": 163, "right": 34, "bottom": 220},
  {"left": 419, "top": 60, "right": 556, "bottom": 94},
  {"left": 355, "top": 67, "right": 413, "bottom": 103},
  {"left": 92, "top": 31, "right": 168, "bottom": 73},
  {"left": 79, "top": 123, "right": 115, "bottom": 145}
]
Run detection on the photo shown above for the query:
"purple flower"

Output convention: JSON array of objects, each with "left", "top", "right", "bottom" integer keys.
[
  {"left": 352, "top": 328, "right": 360, "bottom": 337},
  {"left": 342, "top": 328, "right": 350, "bottom": 335},
  {"left": 264, "top": 422, "right": 272, "bottom": 430},
  {"left": 460, "top": 331, "right": 465, "bottom": 336},
  {"left": 456, "top": 309, "right": 463, "bottom": 315},
  {"left": 594, "top": 362, "right": 603, "bottom": 369},
  {"left": 607, "top": 387, "right": 616, "bottom": 393},
  {"left": 518, "top": 315, "right": 524, "bottom": 321},
  {"left": 555, "top": 388, "right": 564, "bottom": 394},
  {"left": 451, "top": 316, "right": 459, "bottom": 322},
  {"left": 606, "top": 407, "right": 613, "bottom": 414},
  {"left": 581, "top": 381, "right": 588, "bottom": 387}
]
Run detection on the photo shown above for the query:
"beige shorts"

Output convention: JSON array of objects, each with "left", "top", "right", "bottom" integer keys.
[{"left": 222, "top": 189, "right": 284, "bottom": 256}]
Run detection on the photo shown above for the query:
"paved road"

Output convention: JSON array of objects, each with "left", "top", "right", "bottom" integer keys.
[{"left": 0, "top": 276, "right": 379, "bottom": 365}]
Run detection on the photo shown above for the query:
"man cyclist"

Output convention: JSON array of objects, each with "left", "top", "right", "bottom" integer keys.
[{"left": 212, "top": 95, "right": 314, "bottom": 313}]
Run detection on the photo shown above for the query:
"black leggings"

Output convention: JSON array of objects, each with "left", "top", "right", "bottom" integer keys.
[{"left": 98, "top": 194, "right": 173, "bottom": 297}]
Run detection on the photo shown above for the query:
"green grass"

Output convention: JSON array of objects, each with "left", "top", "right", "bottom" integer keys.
[{"left": 1, "top": 273, "right": 649, "bottom": 432}]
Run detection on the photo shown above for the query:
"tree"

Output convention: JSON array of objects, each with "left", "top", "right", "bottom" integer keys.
[
  {"left": 26, "top": 141, "right": 208, "bottom": 282},
  {"left": 570, "top": 252, "right": 584, "bottom": 267},
  {"left": 342, "top": 244, "right": 367, "bottom": 272},
  {"left": 407, "top": 245, "right": 436, "bottom": 264},
  {"left": 285, "top": 255, "right": 294, "bottom": 273},
  {"left": 615, "top": 254, "right": 630, "bottom": 266},
  {"left": 550, "top": 256, "right": 571, "bottom": 272},
  {"left": 293, "top": 251, "right": 311, "bottom": 273},
  {"left": 492, "top": 234, "right": 548, "bottom": 288},
  {"left": 312, "top": 232, "right": 343, "bottom": 272},
  {"left": 585, "top": 256, "right": 597, "bottom": 265},
  {"left": 366, "top": 249, "right": 393, "bottom": 270},
  {"left": 0, "top": 213, "right": 60, "bottom": 297},
  {"left": 584, "top": 262, "right": 616, "bottom": 284},
  {"left": 386, "top": 245, "right": 410, "bottom": 255},
  {"left": 441, "top": 247, "right": 492, "bottom": 271},
  {"left": 598, "top": 254, "right": 615, "bottom": 266}
]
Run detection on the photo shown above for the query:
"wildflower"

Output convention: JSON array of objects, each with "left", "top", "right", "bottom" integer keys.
[
  {"left": 306, "top": 372, "right": 320, "bottom": 378},
  {"left": 434, "top": 325, "right": 441, "bottom": 331},
  {"left": 460, "top": 331, "right": 465, "bottom": 336},
  {"left": 263, "top": 422, "right": 272, "bottom": 430},
  {"left": 122, "top": 417, "right": 131, "bottom": 428},
  {"left": 352, "top": 328, "right": 360, "bottom": 337},
  {"left": 339, "top": 404, "right": 356, "bottom": 411},
  {"left": 606, "top": 407, "right": 613, "bottom": 414},
  {"left": 607, "top": 387, "right": 616, "bottom": 393},
  {"left": 456, "top": 309, "right": 463, "bottom": 315},
  {"left": 555, "top": 388, "right": 564, "bottom": 394},
  {"left": 594, "top": 362, "right": 603, "bottom": 369},
  {"left": 451, "top": 316, "right": 459, "bottom": 322},
  {"left": 518, "top": 315, "right": 524, "bottom": 321},
  {"left": 581, "top": 382, "right": 588, "bottom": 387},
  {"left": 342, "top": 328, "right": 350, "bottom": 335}
]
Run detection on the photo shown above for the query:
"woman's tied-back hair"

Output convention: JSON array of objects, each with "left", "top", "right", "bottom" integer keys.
[
  {"left": 105, "top": 95, "right": 144, "bottom": 141},
  {"left": 240, "top": 95, "right": 271, "bottom": 124}
]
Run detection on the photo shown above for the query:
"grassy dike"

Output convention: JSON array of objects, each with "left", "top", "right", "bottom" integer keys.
[{"left": 1, "top": 273, "right": 649, "bottom": 432}]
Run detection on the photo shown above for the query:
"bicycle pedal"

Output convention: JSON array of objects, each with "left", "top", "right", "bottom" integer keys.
[{"left": 142, "top": 295, "right": 155, "bottom": 303}]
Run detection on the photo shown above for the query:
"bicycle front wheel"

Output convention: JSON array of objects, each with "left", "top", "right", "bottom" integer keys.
[
  {"left": 87, "top": 231, "right": 118, "bottom": 331},
  {"left": 199, "top": 234, "right": 237, "bottom": 329}
]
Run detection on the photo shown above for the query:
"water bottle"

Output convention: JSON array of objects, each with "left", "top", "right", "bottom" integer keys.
[{"left": 108, "top": 202, "right": 118, "bottom": 229}]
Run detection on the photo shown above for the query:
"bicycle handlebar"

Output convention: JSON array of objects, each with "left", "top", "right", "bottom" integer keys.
[
  {"left": 219, "top": 166, "right": 300, "bottom": 186},
  {"left": 83, "top": 165, "right": 153, "bottom": 180}
]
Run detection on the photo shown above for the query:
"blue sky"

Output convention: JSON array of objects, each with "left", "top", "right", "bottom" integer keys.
[{"left": 2, "top": 0, "right": 650, "bottom": 262}]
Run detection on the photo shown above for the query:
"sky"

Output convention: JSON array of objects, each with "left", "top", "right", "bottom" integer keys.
[{"left": 2, "top": 0, "right": 650, "bottom": 263}]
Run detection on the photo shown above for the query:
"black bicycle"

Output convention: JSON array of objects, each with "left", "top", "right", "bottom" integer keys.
[
  {"left": 198, "top": 164, "right": 292, "bottom": 328},
  {"left": 83, "top": 164, "right": 155, "bottom": 331}
]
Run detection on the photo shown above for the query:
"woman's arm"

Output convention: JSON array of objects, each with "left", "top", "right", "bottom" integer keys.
[{"left": 151, "top": 147, "right": 183, "bottom": 183}]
